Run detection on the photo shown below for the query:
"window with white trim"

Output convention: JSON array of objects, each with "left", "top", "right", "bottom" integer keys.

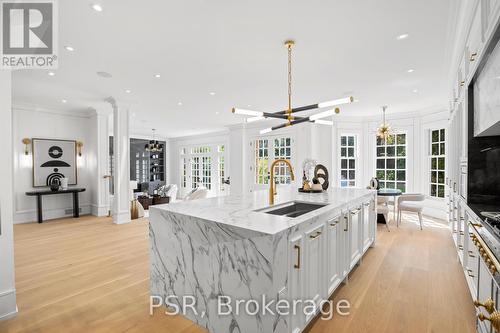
[
  {"left": 254, "top": 136, "right": 293, "bottom": 185},
  {"left": 430, "top": 129, "right": 446, "bottom": 198},
  {"left": 376, "top": 133, "right": 407, "bottom": 192},
  {"left": 340, "top": 135, "right": 356, "bottom": 187}
]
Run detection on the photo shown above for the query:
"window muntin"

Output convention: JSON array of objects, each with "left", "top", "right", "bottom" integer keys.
[
  {"left": 376, "top": 133, "right": 407, "bottom": 192},
  {"left": 340, "top": 135, "right": 356, "bottom": 187},
  {"left": 254, "top": 137, "right": 292, "bottom": 185},
  {"left": 430, "top": 129, "right": 446, "bottom": 198}
]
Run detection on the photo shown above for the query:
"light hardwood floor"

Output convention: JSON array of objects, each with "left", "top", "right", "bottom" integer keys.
[{"left": 0, "top": 214, "right": 476, "bottom": 333}]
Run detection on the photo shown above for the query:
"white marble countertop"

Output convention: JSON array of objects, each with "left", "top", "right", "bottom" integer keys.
[{"left": 151, "top": 187, "right": 375, "bottom": 235}]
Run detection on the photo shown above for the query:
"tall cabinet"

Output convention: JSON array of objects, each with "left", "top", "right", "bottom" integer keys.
[{"left": 448, "top": 1, "right": 500, "bottom": 332}]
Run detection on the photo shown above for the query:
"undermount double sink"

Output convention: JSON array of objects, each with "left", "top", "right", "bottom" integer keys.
[{"left": 256, "top": 201, "right": 327, "bottom": 218}]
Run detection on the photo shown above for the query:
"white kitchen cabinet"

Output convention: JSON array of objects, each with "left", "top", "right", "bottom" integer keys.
[
  {"left": 326, "top": 214, "right": 343, "bottom": 295},
  {"left": 467, "top": 3, "right": 484, "bottom": 75},
  {"left": 349, "top": 207, "right": 362, "bottom": 269},
  {"left": 288, "top": 234, "right": 304, "bottom": 333},
  {"left": 362, "top": 200, "right": 375, "bottom": 252},
  {"left": 303, "top": 222, "right": 326, "bottom": 324}
]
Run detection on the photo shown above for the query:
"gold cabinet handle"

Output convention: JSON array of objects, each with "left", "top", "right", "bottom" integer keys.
[
  {"left": 330, "top": 220, "right": 339, "bottom": 227},
  {"left": 458, "top": 245, "right": 463, "bottom": 250},
  {"left": 309, "top": 231, "right": 322, "bottom": 239},
  {"left": 471, "top": 222, "right": 482, "bottom": 228},
  {"left": 478, "top": 312, "right": 500, "bottom": 331},
  {"left": 468, "top": 251, "right": 475, "bottom": 258},
  {"left": 350, "top": 209, "right": 360, "bottom": 215},
  {"left": 470, "top": 52, "right": 478, "bottom": 62},
  {"left": 344, "top": 216, "right": 349, "bottom": 232},
  {"left": 103, "top": 175, "right": 112, "bottom": 179},
  {"left": 467, "top": 269, "right": 475, "bottom": 278},
  {"left": 294, "top": 245, "right": 301, "bottom": 269},
  {"left": 475, "top": 299, "right": 495, "bottom": 314}
]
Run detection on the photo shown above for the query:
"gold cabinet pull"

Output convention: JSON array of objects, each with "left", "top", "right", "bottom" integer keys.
[
  {"left": 468, "top": 251, "right": 475, "bottom": 258},
  {"left": 344, "top": 216, "right": 349, "bottom": 232},
  {"left": 309, "top": 231, "right": 322, "bottom": 239},
  {"left": 471, "top": 222, "right": 482, "bottom": 228},
  {"left": 478, "top": 312, "right": 500, "bottom": 331},
  {"left": 458, "top": 245, "right": 464, "bottom": 250},
  {"left": 470, "top": 52, "right": 478, "bottom": 62},
  {"left": 467, "top": 269, "right": 475, "bottom": 278},
  {"left": 330, "top": 220, "right": 338, "bottom": 227},
  {"left": 474, "top": 299, "right": 495, "bottom": 314},
  {"left": 294, "top": 245, "right": 301, "bottom": 269}
]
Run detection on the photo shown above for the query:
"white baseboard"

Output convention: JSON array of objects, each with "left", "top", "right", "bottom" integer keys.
[
  {"left": 14, "top": 205, "right": 91, "bottom": 224},
  {"left": 91, "top": 204, "right": 110, "bottom": 217},
  {"left": 113, "top": 210, "right": 131, "bottom": 224},
  {"left": 0, "top": 289, "right": 17, "bottom": 321}
]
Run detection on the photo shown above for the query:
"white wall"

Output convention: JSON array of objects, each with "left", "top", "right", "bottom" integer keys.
[
  {"left": 0, "top": 71, "right": 17, "bottom": 319},
  {"left": 12, "top": 107, "right": 96, "bottom": 223}
]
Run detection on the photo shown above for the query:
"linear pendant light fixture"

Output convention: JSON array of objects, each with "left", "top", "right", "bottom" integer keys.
[{"left": 231, "top": 40, "right": 354, "bottom": 134}]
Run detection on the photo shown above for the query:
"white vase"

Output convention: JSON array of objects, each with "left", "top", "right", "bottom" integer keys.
[{"left": 60, "top": 178, "right": 68, "bottom": 190}]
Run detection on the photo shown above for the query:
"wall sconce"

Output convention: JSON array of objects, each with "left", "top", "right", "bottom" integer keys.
[
  {"left": 22, "top": 138, "right": 31, "bottom": 155},
  {"left": 76, "top": 141, "right": 84, "bottom": 157}
]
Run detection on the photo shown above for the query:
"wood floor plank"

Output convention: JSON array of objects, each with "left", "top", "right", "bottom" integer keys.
[{"left": 0, "top": 214, "right": 476, "bottom": 333}]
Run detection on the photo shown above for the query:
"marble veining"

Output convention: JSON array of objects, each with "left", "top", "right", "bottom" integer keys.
[{"left": 149, "top": 188, "right": 375, "bottom": 333}]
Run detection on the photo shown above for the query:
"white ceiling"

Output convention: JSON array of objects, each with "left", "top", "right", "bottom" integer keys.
[{"left": 12, "top": 0, "right": 455, "bottom": 138}]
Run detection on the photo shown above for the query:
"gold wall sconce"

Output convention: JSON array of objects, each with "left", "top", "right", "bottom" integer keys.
[
  {"left": 76, "top": 141, "right": 84, "bottom": 157},
  {"left": 22, "top": 138, "right": 31, "bottom": 155}
]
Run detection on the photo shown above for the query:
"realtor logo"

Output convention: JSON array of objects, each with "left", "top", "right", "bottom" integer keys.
[{"left": 1, "top": 0, "right": 58, "bottom": 69}]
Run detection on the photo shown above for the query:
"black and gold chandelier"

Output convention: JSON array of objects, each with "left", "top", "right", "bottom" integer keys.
[
  {"left": 145, "top": 129, "right": 163, "bottom": 152},
  {"left": 231, "top": 40, "right": 354, "bottom": 134}
]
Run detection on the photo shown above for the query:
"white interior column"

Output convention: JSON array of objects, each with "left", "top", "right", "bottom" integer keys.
[
  {"left": 90, "top": 109, "right": 111, "bottom": 216},
  {"left": 106, "top": 97, "right": 131, "bottom": 224},
  {"left": 0, "top": 70, "right": 17, "bottom": 319},
  {"left": 228, "top": 124, "right": 247, "bottom": 195}
]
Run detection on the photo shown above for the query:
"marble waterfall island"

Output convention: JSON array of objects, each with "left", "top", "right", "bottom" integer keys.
[{"left": 149, "top": 188, "right": 376, "bottom": 333}]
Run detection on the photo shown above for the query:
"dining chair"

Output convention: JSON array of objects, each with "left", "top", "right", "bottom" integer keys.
[{"left": 397, "top": 193, "right": 425, "bottom": 229}]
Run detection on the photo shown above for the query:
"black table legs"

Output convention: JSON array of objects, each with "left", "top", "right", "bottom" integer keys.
[
  {"left": 73, "top": 192, "right": 80, "bottom": 218},
  {"left": 36, "top": 195, "right": 43, "bottom": 223}
]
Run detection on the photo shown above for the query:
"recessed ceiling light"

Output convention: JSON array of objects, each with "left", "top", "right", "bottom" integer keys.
[
  {"left": 154, "top": 74, "right": 161, "bottom": 78},
  {"left": 209, "top": 92, "right": 216, "bottom": 96},
  {"left": 64, "top": 46, "right": 74, "bottom": 52},
  {"left": 125, "top": 89, "right": 131, "bottom": 94},
  {"left": 215, "top": 111, "right": 220, "bottom": 115},
  {"left": 92, "top": 4, "right": 103, "bottom": 12},
  {"left": 97, "top": 71, "right": 112, "bottom": 78},
  {"left": 407, "top": 69, "right": 415, "bottom": 73},
  {"left": 48, "top": 71, "right": 55, "bottom": 76},
  {"left": 412, "top": 89, "right": 419, "bottom": 93},
  {"left": 247, "top": 104, "right": 252, "bottom": 107},
  {"left": 397, "top": 34, "right": 409, "bottom": 40},
  {"left": 177, "top": 102, "right": 183, "bottom": 106},
  {"left": 61, "top": 99, "right": 67, "bottom": 103}
]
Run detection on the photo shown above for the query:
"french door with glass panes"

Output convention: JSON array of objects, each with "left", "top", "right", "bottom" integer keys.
[{"left": 179, "top": 144, "right": 228, "bottom": 197}]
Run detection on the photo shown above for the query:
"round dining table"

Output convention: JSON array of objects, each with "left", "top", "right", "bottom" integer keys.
[{"left": 377, "top": 188, "right": 402, "bottom": 223}]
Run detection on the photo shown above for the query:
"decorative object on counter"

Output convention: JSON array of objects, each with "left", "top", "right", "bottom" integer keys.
[
  {"left": 311, "top": 177, "right": 323, "bottom": 191},
  {"left": 49, "top": 178, "right": 60, "bottom": 191},
  {"left": 314, "top": 164, "right": 329, "bottom": 190},
  {"left": 60, "top": 177, "right": 68, "bottom": 190},
  {"left": 231, "top": 40, "right": 354, "bottom": 134},
  {"left": 302, "top": 158, "right": 317, "bottom": 181},
  {"left": 22, "top": 138, "right": 31, "bottom": 155},
  {"left": 32, "top": 138, "right": 77, "bottom": 187},
  {"left": 368, "top": 177, "right": 379, "bottom": 190}
]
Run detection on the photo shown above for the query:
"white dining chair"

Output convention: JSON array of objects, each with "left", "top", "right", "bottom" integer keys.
[{"left": 397, "top": 193, "right": 425, "bottom": 230}]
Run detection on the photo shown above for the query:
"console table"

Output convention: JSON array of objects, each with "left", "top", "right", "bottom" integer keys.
[{"left": 26, "top": 188, "right": 86, "bottom": 223}]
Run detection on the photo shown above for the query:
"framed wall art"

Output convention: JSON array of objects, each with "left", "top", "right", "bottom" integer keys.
[{"left": 32, "top": 138, "right": 77, "bottom": 187}]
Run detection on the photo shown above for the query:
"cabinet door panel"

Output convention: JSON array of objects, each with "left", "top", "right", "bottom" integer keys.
[
  {"left": 362, "top": 202, "right": 371, "bottom": 252},
  {"left": 304, "top": 224, "right": 325, "bottom": 324},
  {"left": 327, "top": 215, "right": 341, "bottom": 295},
  {"left": 288, "top": 235, "right": 304, "bottom": 333},
  {"left": 349, "top": 208, "right": 362, "bottom": 269}
]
